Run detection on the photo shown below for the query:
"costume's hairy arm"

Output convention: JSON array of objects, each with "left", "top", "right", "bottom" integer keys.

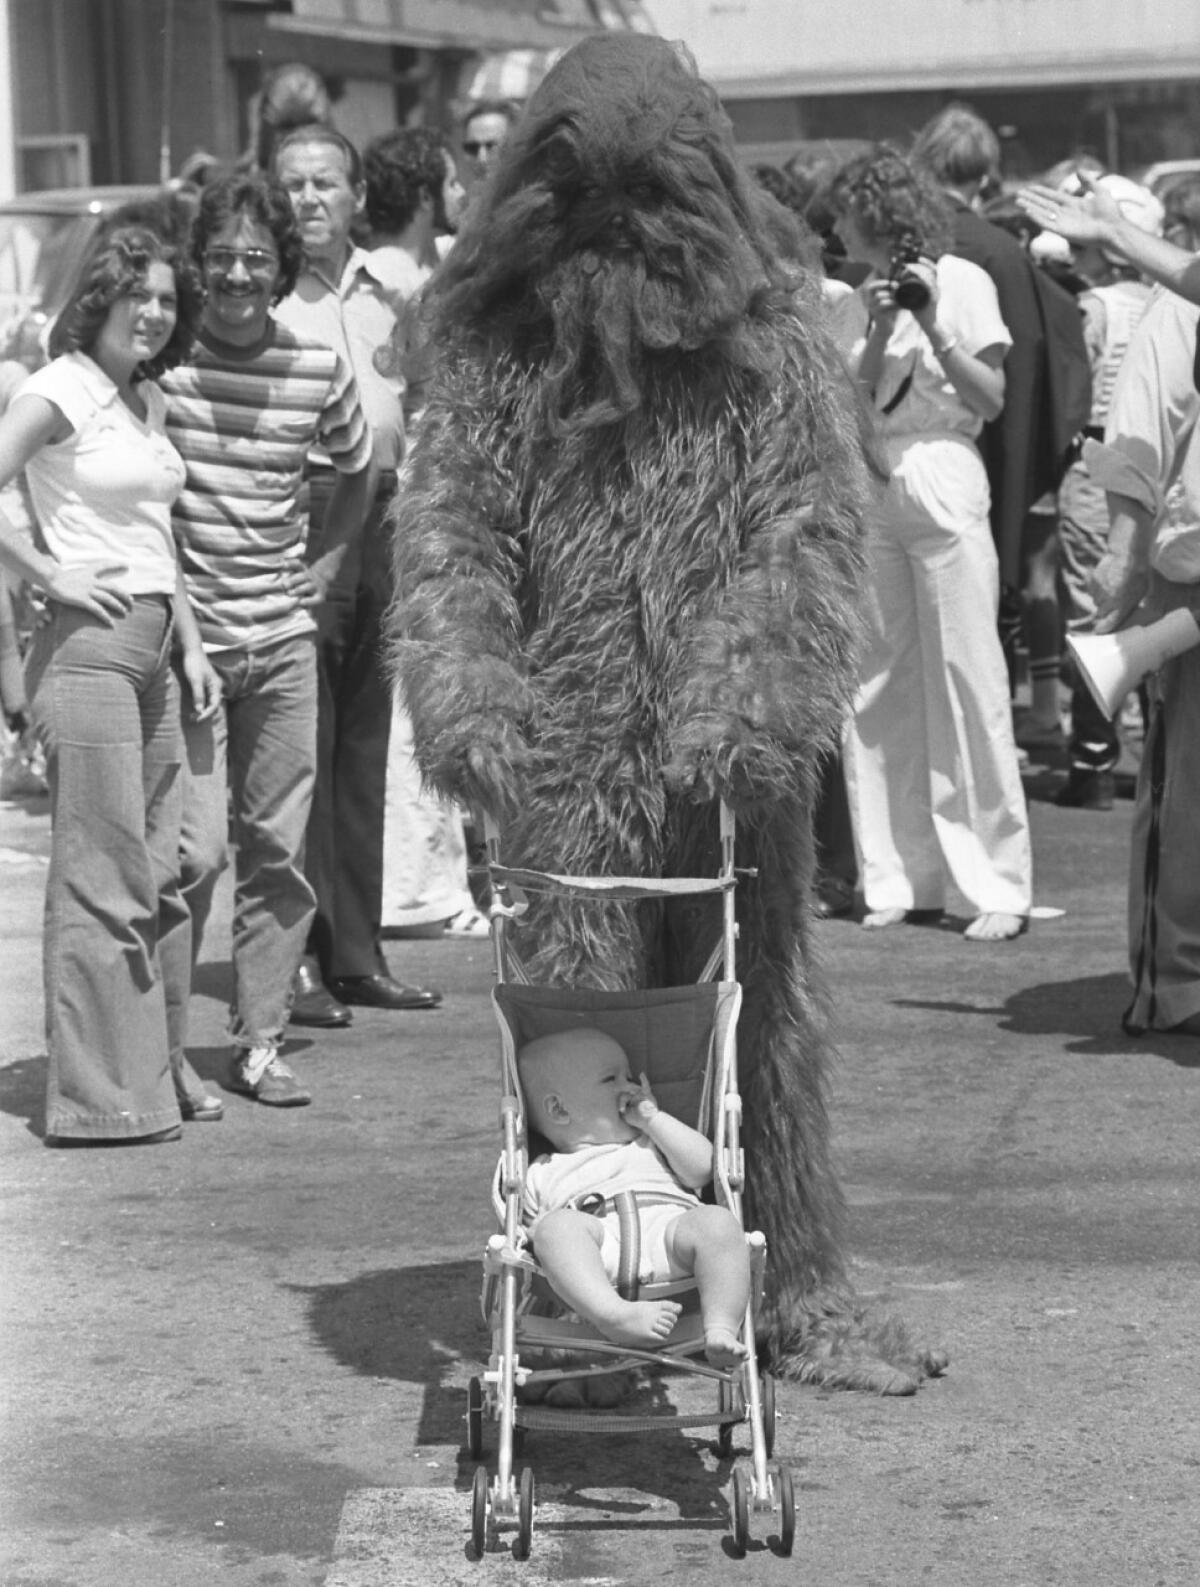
[
  {"left": 666, "top": 353, "right": 869, "bottom": 809},
  {"left": 387, "top": 390, "right": 532, "bottom": 819}
]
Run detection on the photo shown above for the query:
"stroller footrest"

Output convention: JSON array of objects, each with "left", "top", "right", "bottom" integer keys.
[{"left": 515, "top": 1406, "right": 731, "bottom": 1434}]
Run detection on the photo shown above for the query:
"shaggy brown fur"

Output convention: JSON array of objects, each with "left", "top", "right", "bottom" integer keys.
[{"left": 388, "top": 35, "right": 944, "bottom": 1392}]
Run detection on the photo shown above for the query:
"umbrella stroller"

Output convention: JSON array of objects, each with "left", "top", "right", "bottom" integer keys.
[{"left": 467, "top": 804, "right": 795, "bottom": 1560}]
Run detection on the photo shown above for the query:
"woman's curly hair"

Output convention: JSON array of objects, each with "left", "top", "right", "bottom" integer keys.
[
  {"left": 825, "top": 144, "right": 954, "bottom": 259},
  {"left": 191, "top": 172, "right": 305, "bottom": 305},
  {"left": 49, "top": 224, "right": 201, "bottom": 378},
  {"left": 422, "top": 33, "right": 808, "bottom": 436}
]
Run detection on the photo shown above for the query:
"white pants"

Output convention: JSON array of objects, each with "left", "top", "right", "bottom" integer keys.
[
  {"left": 844, "top": 434, "right": 1032, "bottom": 917},
  {"left": 381, "top": 698, "right": 475, "bottom": 929}
]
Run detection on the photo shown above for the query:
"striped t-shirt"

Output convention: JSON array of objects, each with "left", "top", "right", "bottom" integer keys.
[{"left": 160, "top": 318, "right": 371, "bottom": 652}]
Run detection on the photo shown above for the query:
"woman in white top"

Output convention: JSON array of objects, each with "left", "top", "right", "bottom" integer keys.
[
  {"left": 826, "top": 147, "right": 1032, "bottom": 942},
  {"left": 0, "top": 225, "right": 222, "bottom": 1144}
]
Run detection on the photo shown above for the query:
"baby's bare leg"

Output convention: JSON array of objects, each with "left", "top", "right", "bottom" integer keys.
[
  {"left": 533, "top": 1209, "right": 681, "bottom": 1347},
  {"left": 667, "top": 1206, "right": 751, "bottom": 1368}
]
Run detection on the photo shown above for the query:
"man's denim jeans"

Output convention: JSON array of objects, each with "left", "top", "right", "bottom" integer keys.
[
  {"left": 27, "top": 597, "right": 187, "bottom": 1139},
  {"left": 170, "top": 632, "right": 317, "bottom": 1051}
]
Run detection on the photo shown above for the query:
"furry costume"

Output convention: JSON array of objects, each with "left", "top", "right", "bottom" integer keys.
[{"left": 389, "top": 35, "right": 942, "bottom": 1392}]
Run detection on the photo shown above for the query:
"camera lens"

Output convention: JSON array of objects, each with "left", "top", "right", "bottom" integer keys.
[{"left": 893, "top": 272, "right": 931, "bottom": 312}]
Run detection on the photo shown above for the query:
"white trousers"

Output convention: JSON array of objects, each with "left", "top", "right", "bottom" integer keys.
[
  {"left": 844, "top": 434, "right": 1032, "bottom": 917},
  {"left": 381, "top": 698, "right": 475, "bottom": 929}
]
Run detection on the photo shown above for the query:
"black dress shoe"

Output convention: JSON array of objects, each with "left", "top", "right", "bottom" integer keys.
[
  {"left": 290, "top": 961, "right": 352, "bottom": 1027},
  {"left": 330, "top": 974, "right": 442, "bottom": 1010}
]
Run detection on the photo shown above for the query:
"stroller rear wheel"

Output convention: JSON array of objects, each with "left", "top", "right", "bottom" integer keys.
[
  {"left": 761, "top": 1370, "right": 776, "bottom": 1459},
  {"left": 470, "top": 1465, "right": 490, "bottom": 1557},
  {"left": 467, "top": 1376, "right": 484, "bottom": 1460},
  {"left": 513, "top": 1466, "right": 535, "bottom": 1560},
  {"left": 716, "top": 1375, "right": 740, "bottom": 1456}
]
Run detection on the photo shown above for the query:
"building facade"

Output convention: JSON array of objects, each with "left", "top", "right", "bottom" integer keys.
[
  {"left": 4, "top": 0, "right": 651, "bottom": 195},
  {"left": 647, "top": 0, "right": 1200, "bottom": 177}
]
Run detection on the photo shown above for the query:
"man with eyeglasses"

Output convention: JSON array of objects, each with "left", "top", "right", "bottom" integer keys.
[
  {"left": 158, "top": 172, "right": 374, "bottom": 1107},
  {"left": 459, "top": 99, "right": 518, "bottom": 187},
  {"left": 271, "top": 123, "right": 443, "bottom": 1026}
]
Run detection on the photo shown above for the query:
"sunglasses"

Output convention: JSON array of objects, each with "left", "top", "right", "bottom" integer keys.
[
  {"left": 463, "top": 140, "right": 501, "bottom": 157},
  {"left": 204, "top": 247, "right": 279, "bottom": 275}
]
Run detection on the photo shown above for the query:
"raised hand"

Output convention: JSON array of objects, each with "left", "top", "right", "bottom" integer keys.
[{"left": 618, "top": 1071, "right": 660, "bottom": 1131}]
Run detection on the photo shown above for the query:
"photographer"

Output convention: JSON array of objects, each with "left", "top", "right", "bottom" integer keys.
[{"left": 827, "top": 145, "right": 1032, "bottom": 942}]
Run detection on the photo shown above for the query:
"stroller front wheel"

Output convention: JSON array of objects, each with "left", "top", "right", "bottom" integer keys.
[
  {"left": 470, "top": 1465, "right": 490, "bottom": 1558},
  {"left": 513, "top": 1466, "right": 535, "bottom": 1560},
  {"left": 777, "top": 1463, "right": 796, "bottom": 1557},
  {"left": 730, "top": 1465, "right": 752, "bottom": 1555}
]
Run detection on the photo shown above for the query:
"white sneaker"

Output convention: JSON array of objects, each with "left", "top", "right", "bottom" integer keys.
[{"left": 229, "top": 1041, "right": 311, "bottom": 1107}]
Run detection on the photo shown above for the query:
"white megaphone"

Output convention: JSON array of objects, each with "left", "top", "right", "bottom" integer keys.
[{"left": 1067, "top": 608, "right": 1200, "bottom": 720}]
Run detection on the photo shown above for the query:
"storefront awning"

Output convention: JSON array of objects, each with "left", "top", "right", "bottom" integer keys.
[{"left": 269, "top": 0, "right": 653, "bottom": 53}]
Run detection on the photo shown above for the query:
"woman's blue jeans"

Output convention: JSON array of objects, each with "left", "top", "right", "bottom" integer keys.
[{"left": 27, "top": 596, "right": 192, "bottom": 1140}]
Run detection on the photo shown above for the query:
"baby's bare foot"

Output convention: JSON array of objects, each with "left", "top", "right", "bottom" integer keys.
[
  {"left": 704, "top": 1326, "right": 749, "bottom": 1369},
  {"left": 599, "top": 1299, "right": 682, "bottom": 1348}
]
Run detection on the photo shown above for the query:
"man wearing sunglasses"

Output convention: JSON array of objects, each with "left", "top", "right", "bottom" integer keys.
[
  {"left": 159, "top": 172, "right": 374, "bottom": 1108},
  {"left": 459, "top": 99, "right": 518, "bottom": 186}
]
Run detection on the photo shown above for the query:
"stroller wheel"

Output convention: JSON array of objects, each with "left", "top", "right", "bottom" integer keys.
[
  {"left": 467, "top": 1376, "right": 485, "bottom": 1460},
  {"left": 513, "top": 1465, "right": 535, "bottom": 1560},
  {"left": 716, "top": 1376, "right": 737, "bottom": 1457},
  {"left": 470, "top": 1465, "right": 490, "bottom": 1558},
  {"left": 777, "top": 1463, "right": 796, "bottom": 1557},
  {"left": 730, "top": 1465, "right": 752, "bottom": 1556},
  {"left": 761, "top": 1371, "right": 776, "bottom": 1460}
]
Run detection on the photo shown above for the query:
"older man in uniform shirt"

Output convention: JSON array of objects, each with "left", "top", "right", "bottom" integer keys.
[{"left": 273, "top": 123, "right": 441, "bottom": 1025}]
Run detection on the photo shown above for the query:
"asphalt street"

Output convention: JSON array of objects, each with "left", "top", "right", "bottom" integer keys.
[{"left": 2, "top": 746, "right": 1198, "bottom": 1587}]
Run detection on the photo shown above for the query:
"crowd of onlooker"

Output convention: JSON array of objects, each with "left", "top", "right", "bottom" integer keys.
[
  {"left": 752, "top": 102, "right": 1200, "bottom": 1032},
  {"left": 2, "top": 54, "right": 1200, "bottom": 1146},
  {"left": 0, "top": 82, "right": 521, "bottom": 1142}
]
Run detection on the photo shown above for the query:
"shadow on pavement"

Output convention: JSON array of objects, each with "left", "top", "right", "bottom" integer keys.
[
  {"left": 293, "top": 1260, "right": 737, "bottom": 1526},
  {"left": 0, "top": 1052, "right": 45, "bottom": 1131},
  {"left": 896, "top": 970, "right": 1200, "bottom": 1067},
  {"left": 293, "top": 1260, "right": 483, "bottom": 1447}
]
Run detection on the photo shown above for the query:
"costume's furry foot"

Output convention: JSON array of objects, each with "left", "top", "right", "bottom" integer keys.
[
  {"left": 765, "top": 1302, "right": 950, "bottom": 1395},
  {"left": 599, "top": 1298, "right": 681, "bottom": 1348},
  {"left": 704, "top": 1326, "right": 749, "bottom": 1369}
]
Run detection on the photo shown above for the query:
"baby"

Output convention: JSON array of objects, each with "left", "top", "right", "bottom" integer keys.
[{"left": 518, "top": 1026, "right": 751, "bottom": 1368}]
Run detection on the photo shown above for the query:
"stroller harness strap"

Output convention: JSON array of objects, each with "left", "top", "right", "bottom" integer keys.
[{"left": 576, "top": 1188, "right": 643, "bottom": 1301}]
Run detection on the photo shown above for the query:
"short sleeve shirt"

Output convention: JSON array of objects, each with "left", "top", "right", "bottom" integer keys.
[
  {"left": 1094, "top": 288, "right": 1200, "bottom": 583},
  {"left": 159, "top": 318, "right": 371, "bottom": 652},
  {"left": 16, "top": 352, "right": 184, "bottom": 596},
  {"left": 522, "top": 1137, "right": 699, "bottom": 1233},
  {"left": 849, "top": 254, "right": 1012, "bottom": 441},
  {"left": 274, "top": 248, "right": 406, "bottom": 470}
]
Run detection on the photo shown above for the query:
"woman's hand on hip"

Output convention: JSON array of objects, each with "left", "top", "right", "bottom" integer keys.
[{"left": 45, "top": 563, "right": 133, "bottom": 624}]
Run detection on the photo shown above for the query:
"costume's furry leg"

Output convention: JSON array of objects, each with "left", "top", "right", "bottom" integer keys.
[{"left": 669, "top": 800, "right": 948, "bottom": 1394}]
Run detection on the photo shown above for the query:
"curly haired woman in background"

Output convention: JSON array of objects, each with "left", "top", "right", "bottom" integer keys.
[
  {"left": 827, "top": 145, "right": 1032, "bottom": 942},
  {"left": 0, "top": 225, "right": 222, "bottom": 1145}
]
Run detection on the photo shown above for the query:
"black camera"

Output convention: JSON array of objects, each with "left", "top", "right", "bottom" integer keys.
[{"left": 888, "top": 234, "right": 932, "bottom": 312}]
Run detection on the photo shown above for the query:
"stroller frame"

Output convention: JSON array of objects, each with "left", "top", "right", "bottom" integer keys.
[{"left": 466, "top": 803, "right": 796, "bottom": 1560}]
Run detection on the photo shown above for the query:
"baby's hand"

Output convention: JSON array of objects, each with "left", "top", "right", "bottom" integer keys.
[{"left": 618, "top": 1072, "right": 659, "bottom": 1131}]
